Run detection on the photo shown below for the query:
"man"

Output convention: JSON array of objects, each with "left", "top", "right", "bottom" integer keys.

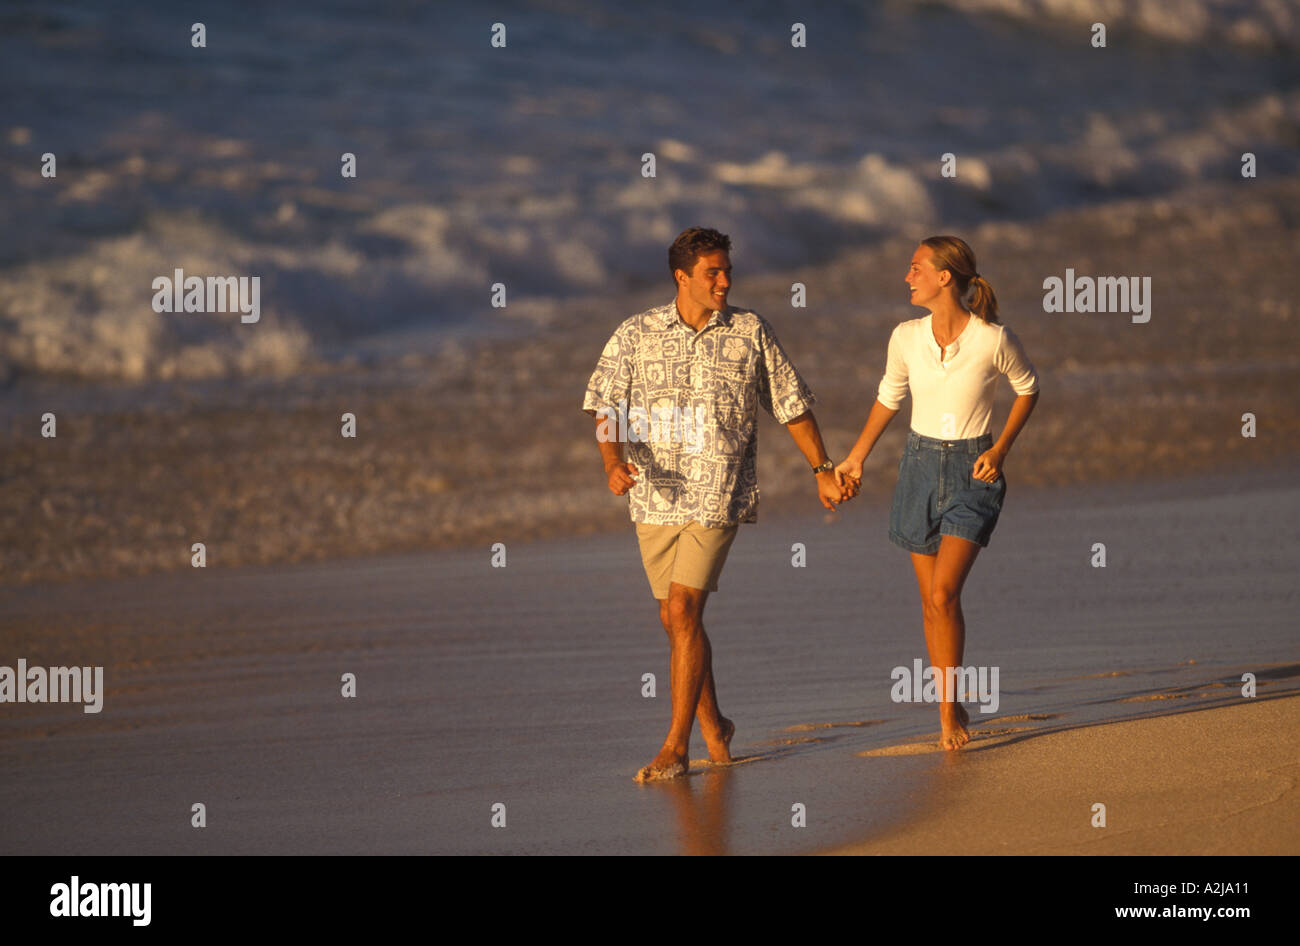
[{"left": 582, "top": 226, "right": 856, "bottom": 782}]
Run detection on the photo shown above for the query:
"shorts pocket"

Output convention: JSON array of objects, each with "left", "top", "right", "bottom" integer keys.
[
  {"left": 969, "top": 469, "right": 1001, "bottom": 488},
  {"left": 967, "top": 469, "right": 1006, "bottom": 510}
]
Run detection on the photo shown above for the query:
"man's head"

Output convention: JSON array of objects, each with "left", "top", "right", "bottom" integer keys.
[{"left": 669, "top": 227, "right": 732, "bottom": 317}]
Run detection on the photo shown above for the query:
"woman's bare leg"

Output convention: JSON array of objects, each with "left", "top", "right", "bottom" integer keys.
[{"left": 911, "top": 536, "right": 981, "bottom": 748}]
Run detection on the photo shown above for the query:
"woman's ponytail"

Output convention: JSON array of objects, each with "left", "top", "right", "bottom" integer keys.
[{"left": 967, "top": 273, "right": 1000, "bottom": 324}]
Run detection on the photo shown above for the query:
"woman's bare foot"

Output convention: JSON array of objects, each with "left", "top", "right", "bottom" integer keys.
[
  {"left": 939, "top": 702, "right": 970, "bottom": 750},
  {"left": 703, "top": 717, "right": 735, "bottom": 764},
  {"left": 634, "top": 747, "right": 688, "bottom": 783}
]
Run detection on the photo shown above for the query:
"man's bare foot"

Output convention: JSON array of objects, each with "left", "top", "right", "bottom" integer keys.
[
  {"left": 939, "top": 703, "right": 970, "bottom": 750},
  {"left": 634, "top": 747, "right": 688, "bottom": 783},
  {"left": 703, "top": 717, "right": 735, "bottom": 764}
]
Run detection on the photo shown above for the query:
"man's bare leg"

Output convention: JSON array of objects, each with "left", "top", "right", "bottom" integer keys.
[
  {"left": 910, "top": 537, "right": 981, "bottom": 750},
  {"left": 658, "top": 598, "right": 733, "bottom": 763},
  {"left": 636, "top": 582, "right": 726, "bottom": 781}
]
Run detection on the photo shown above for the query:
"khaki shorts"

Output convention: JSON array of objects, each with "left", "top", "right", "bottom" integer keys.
[{"left": 635, "top": 520, "right": 740, "bottom": 600}]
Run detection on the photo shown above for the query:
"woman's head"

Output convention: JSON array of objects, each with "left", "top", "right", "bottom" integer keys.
[{"left": 907, "top": 235, "right": 1000, "bottom": 324}]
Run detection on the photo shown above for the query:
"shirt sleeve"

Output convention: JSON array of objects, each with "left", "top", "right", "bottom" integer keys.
[
  {"left": 756, "top": 316, "right": 816, "bottom": 423},
  {"left": 582, "top": 320, "right": 635, "bottom": 415},
  {"left": 876, "top": 324, "right": 910, "bottom": 409},
  {"left": 995, "top": 325, "right": 1039, "bottom": 396}
]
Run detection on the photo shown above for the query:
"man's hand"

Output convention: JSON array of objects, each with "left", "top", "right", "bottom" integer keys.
[
  {"left": 606, "top": 461, "right": 639, "bottom": 495},
  {"left": 816, "top": 470, "right": 846, "bottom": 510}
]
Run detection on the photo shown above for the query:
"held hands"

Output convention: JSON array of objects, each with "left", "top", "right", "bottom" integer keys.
[
  {"left": 826, "top": 457, "right": 864, "bottom": 511},
  {"left": 835, "top": 457, "right": 863, "bottom": 490},
  {"left": 606, "top": 461, "right": 639, "bottom": 495},
  {"left": 972, "top": 447, "right": 1006, "bottom": 482},
  {"left": 814, "top": 457, "right": 864, "bottom": 511},
  {"left": 816, "top": 471, "right": 847, "bottom": 510},
  {"left": 817, "top": 464, "right": 861, "bottom": 510}
]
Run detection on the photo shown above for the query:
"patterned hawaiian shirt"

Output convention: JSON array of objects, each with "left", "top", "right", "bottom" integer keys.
[{"left": 582, "top": 301, "right": 816, "bottom": 526}]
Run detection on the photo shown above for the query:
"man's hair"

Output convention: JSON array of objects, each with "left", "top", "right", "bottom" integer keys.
[{"left": 668, "top": 227, "right": 731, "bottom": 281}]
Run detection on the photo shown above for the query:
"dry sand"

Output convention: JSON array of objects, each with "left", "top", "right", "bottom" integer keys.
[{"left": 830, "top": 692, "right": 1300, "bottom": 855}]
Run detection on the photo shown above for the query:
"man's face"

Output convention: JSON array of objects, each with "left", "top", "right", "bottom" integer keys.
[{"left": 678, "top": 250, "right": 731, "bottom": 314}]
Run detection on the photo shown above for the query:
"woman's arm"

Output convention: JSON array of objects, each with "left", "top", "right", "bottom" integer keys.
[
  {"left": 992, "top": 391, "right": 1038, "bottom": 459},
  {"left": 838, "top": 324, "right": 908, "bottom": 481},
  {"left": 973, "top": 391, "right": 1039, "bottom": 481},
  {"left": 836, "top": 399, "right": 899, "bottom": 481}
]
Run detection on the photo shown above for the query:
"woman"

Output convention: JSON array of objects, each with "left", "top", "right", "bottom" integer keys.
[{"left": 837, "top": 236, "right": 1039, "bottom": 750}]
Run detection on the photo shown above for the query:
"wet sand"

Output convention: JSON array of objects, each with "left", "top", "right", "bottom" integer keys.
[{"left": 1, "top": 466, "right": 1296, "bottom": 855}]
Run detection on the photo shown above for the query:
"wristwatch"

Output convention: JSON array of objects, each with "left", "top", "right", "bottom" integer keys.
[{"left": 811, "top": 460, "right": 835, "bottom": 475}]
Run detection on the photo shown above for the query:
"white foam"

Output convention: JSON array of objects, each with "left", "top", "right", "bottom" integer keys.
[{"left": 928, "top": 0, "right": 1300, "bottom": 49}]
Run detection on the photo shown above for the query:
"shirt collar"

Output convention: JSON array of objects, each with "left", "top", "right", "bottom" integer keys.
[
  {"left": 660, "top": 301, "right": 732, "bottom": 333},
  {"left": 927, "top": 312, "right": 974, "bottom": 360}
]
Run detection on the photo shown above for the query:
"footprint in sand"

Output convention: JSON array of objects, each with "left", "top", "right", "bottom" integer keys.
[
  {"left": 753, "top": 736, "right": 829, "bottom": 747},
  {"left": 858, "top": 742, "right": 951, "bottom": 756},
  {"left": 687, "top": 752, "right": 780, "bottom": 771},
  {"left": 857, "top": 726, "right": 1037, "bottom": 756},
  {"left": 781, "top": 720, "right": 884, "bottom": 733},
  {"left": 983, "top": 712, "right": 1059, "bottom": 723}
]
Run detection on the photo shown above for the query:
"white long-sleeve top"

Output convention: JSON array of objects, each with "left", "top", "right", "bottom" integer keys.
[{"left": 876, "top": 313, "right": 1038, "bottom": 440}]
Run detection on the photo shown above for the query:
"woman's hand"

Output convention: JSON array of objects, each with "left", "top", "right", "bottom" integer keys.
[
  {"left": 972, "top": 447, "right": 1005, "bottom": 482},
  {"left": 835, "top": 458, "right": 863, "bottom": 496}
]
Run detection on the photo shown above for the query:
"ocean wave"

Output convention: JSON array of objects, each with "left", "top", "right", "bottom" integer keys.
[
  {"left": 1, "top": 0, "right": 1296, "bottom": 383},
  {"left": 925, "top": 0, "right": 1300, "bottom": 50}
]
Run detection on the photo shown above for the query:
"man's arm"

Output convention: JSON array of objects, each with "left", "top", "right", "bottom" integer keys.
[
  {"left": 751, "top": 317, "right": 850, "bottom": 508},
  {"left": 582, "top": 319, "right": 638, "bottom": 496},
  {"left": 785, "top": 411, "right": 850, "bottom": 509},
  {"left": 589, "top": 411, "right": 638, "bottom": 495}
]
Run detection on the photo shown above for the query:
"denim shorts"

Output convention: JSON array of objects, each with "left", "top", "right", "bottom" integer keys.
[{"left": 888, "top": 430, "right": 1006, "bottom": 555}]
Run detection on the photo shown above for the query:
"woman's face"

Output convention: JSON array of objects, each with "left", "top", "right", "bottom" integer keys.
[{"left": 905, "top": 245, "right": 950, "bottom": 308}]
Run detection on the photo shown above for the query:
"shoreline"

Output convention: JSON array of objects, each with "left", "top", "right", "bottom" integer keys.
[
  {"left": 826, "top": 691, "right": 1300, "bottom": 856},
  {"left": 5, "top": 453, "right": 1294, "bottom": 593}
]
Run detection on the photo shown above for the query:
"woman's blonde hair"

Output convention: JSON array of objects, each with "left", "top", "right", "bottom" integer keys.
[{"left": 920, "top": 235, "right": 1000, "bottom": 324}]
